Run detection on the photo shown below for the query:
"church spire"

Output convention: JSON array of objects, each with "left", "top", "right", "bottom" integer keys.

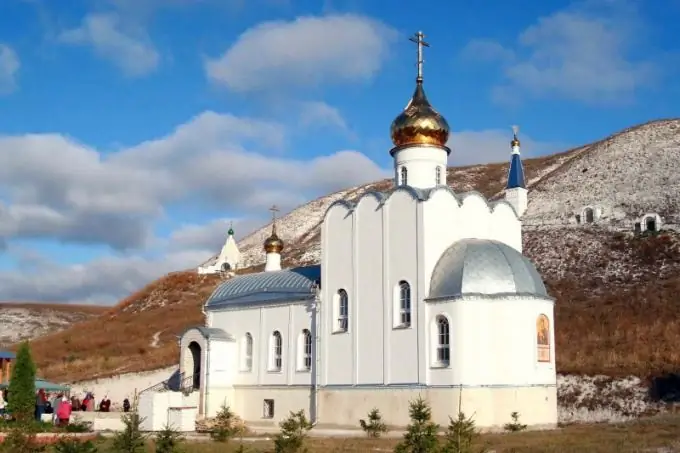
[
  {"left": 264, "top": 205, "right": 284, "bottom": 272},
  {"left": 505, "top": 125, "right": 528, "bottom": 217},
  {"left": 506, "top": 125, "right": 526, "bottom": 189}
]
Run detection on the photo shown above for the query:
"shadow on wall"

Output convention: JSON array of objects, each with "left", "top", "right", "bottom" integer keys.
[{"left": 649, "top": 374, "right": 680, "bottom": 402}]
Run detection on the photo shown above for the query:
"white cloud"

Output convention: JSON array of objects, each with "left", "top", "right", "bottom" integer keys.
[
  {"left": 448, "top": 129, "right": 568, "bottom": 166},
  {"left": 58, "top": 12, "right": 159, "bottom": 77},
  {"left": 0, "top": 110, "right": 387, "bottom": 252},
  {"left": 0, "top": 44, "right": 20, "bottom": 94},
  {"left": 206, "top": 14, "right": 397, "bottom": 93},
  {"left": 297, "top": 101, "right": 348, "bottom": 130},
  {"left": 461, "top": 1, "right": 658, "bottom": 104}
]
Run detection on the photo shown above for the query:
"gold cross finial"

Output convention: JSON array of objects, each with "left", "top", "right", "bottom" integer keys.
[
  {"left": 408, "top": 31, "right": 430, "bottom": 83},
  {"left": 269, "top": 205, "right": 280, "bottom": 233}
]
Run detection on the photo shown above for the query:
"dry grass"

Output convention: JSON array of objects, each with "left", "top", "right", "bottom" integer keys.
[{"left": 91, "top": 414, "right": 680, "bottom": 452}]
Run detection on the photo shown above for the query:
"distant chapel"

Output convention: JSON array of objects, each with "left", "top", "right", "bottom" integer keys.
[{"left": 177, "top": 31, "right": 557, "bottom": 429}]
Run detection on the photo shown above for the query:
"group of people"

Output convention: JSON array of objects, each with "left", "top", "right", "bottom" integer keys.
[{"left": 0, "top": 388, "right": 131, "bottom": 424}]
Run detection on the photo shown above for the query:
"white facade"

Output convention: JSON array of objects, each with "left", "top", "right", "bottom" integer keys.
[
  {"left": 172, "top": 40, "right": 556, "bottom": 431},
  {"left": 197, "top": 228, "right": 240, "bottom": 275}
]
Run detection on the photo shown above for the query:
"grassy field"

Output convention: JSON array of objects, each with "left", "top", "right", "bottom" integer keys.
[{"left": 86, "top": 413, "right": 680, "bottom": 452}]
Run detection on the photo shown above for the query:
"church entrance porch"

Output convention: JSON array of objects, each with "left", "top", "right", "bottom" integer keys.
[{"left": 185, "top": 341, "right": 202, "bottom": 391}]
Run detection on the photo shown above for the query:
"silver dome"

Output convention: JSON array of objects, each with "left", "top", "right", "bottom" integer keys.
[{"left": 428, "top": 238, "right": 548, "bottom": 300}]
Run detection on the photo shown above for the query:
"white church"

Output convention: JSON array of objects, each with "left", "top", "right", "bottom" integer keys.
[{"left": 176, "top": 31, "right": 557, "bottom": 430}]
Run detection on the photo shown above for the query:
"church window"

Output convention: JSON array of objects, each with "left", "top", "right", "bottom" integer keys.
[
  {"left": 435, "top": 167, "right": 442, "bottom": 185},
  {"left": 241, "top": 333, "right": 253, "bottom": 371},
  {"left": 263, "top": 399, "right": 275, "bottom": 419},
  {"left": 435, "top": 316, "right": 450, "bottom": 366},
  {"left": 299, "top": 329, "right": 312, "bottom": 371},
  {"left": 396, "top": 281, "right": 412, "bottom": 327},
  {"left": 270, "top": 331, "right": 283, "bottom": 371},
  {"left": 400, "top": 166, "right": 408, "bottom": 186},
  {"left": 536, "top": 314, "right": 551, "bottom": 363},
  {"left": 634, "top": 222, "right": 641, "bottom": 234},
  {"left": 336, "top": 289, "right": 349, "bottom": 333},
  {"left": 584, "top": 207, "right": 594, "bottom": 223}
]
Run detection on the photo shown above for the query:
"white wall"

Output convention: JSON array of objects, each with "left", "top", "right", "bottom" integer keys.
[
  {"left": 425, "top": 297, "right": 556, "bottom": 387},
  {"left": 321, "top": 202, "right": 354, "bottom": 386},
  {"left": 392, "top": 146, "right": 448, "bottom": 190},
  {"left": 209, "top": 303, "right": 313, "bottom": 388}
]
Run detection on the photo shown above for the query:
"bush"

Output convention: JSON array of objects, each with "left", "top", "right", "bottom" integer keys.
[
  {"left": 209, "top": 405, "right": 242, "bottom": 443},
  {"left": 111, "top": 396, "right": 147, "bottom": 453},
  {"left": 63, "top": 417, "right": 93, "bottom": 433},
  {"left": 503, "top": 412, "right": 527, "bottom": 432},
  {"left": 8, "top": 341, "right": 37, "bottom": 424},
  {"left": 0, "top": 426, "right": 45, "bottom": 453},
  {"left": 359, "top": 408, "right": 388, "bottom": 438},
  {"left": 441, "top": 412, "right": 484, "bottom": 453},
  {"left": 52, "top": 437, "right": 98, "bottom": 453},
  {"left": 154, "top": 423, "right": 184, "bottom": 453},
  {"left": 394, "top": 396, "right": 439, "bottom": 453},
  {"left": 273, "top": 409, "right": 313, "bottom": 453}
]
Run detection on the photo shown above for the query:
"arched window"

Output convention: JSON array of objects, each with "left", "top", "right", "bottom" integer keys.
[
  {"left": 536, "top": 315, "right": 550, "bottom": 362},
  {"left": 397, "top": 281, "right": 411, "bottom": 327},
  {"left": 435, "top": 167, "right": 442, "bottom": 186},
  {"left": 270, "top": 331, "right": 283, "bottom": 371},
  {"left": 645, "top": 216, "right": 657, "bottom": 232},
  {"left": 336, "top": 289, "right": 349, "bottom": 332},
  {"left": 400, "top": 166, "right": 408, "bottom": 186},
  {"left": 435, "top": 316, "right": 450, "bottom": 366},
  {"left": 241, "top": 333, "right": 253, "bottom": 371},
  {"left": 299, "top": 329, "right": 312, "bottom": 371}
]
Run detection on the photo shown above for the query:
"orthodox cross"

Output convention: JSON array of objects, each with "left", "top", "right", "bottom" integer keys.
[
  {"left": 269, "top": 205, "right": 280, "bottom": 232},
  {"left": 409, "top": 31, "right": 430, "bottom": 82}
]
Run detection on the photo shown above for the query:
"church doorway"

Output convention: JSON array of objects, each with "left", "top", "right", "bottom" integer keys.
[
  {"left": 187, "top": 341, "right": 201, "bottom": 391},
  {"left": 645, "top": 217, "right": 657, "bottom": 232},
  {"left": 584, "top": 208, "right": 594, "bottom": 223}
]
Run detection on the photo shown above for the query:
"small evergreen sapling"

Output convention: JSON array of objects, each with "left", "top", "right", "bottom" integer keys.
[
  {"left": 112, "top": 395, "right": 148, "bottom": 453},
  {"left": 359, "top": 408, "right": 388, "bottom": 438},
  {"left": 154, "top": 423, "right": 184, "bottom": 453},
  {"left": 273, "top": 409, "right": 313, "bottom": 453},
  {"left": 394, "top": 396, "right": 440, "bottom": 453},
  {"left": 503, "top": 412, "right": 527, "bottom": 432},
  {"left": 441, "top": 412, "right": 484, "bottom": 453},
  {"left": 209, "top": 404, "right": 242, "bottom": 443},
  {"left": 7, "top": 341, "right": 37, "bottom": 425},
  {"left": 53, "top": 437, "right": 99, "bottom": 453}
]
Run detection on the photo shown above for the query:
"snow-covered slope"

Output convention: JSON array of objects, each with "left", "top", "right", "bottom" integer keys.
[
  {"left": 0, "top": 303, "right": 105, "bottom": 346},
  {"left": 215, "top": 119, "right": 680, "bottom": 269}
]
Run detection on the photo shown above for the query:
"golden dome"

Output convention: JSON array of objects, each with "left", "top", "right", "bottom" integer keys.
[
  {"left": 264, "top": 231, "right": 284, "bottom": 254},
  {"left": 511, "top": 134, "right": 520, "bottom": 147},
  {"left": 390, "top": 82, "right": 450, "bottom": 150}
]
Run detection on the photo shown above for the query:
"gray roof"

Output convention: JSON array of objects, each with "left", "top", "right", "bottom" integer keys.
[
  {"left": 181, "top": 326, "right": 234, "bottom": 341},
  {"left": 428, "top": 238, "right": 549, "bottom": 300},
  {"left": 205, "top": 265, "right": 320, "bottom": 311}
]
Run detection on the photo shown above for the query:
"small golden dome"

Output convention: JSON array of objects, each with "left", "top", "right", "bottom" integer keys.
[
  {"left": 511, "top": 135, "right": 520, "bottom": 147},
  {"left": 264, "top": 231, "right": 284, "bottom": 254},
  {"left": 390, "top": 82, "right": 450, "bottom": 149}
]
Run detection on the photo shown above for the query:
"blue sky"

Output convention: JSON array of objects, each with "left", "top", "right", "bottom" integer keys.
[{"left": 0, "top": 0, "right": 678, "bottom": 304}]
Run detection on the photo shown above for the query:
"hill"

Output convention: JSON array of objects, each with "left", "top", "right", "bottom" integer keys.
[
  {"left": 0, "top": 303, "right": 106, "bottom": 347},
  {"left": 22, "top": 119, "right": 680, "bottom": 383}
]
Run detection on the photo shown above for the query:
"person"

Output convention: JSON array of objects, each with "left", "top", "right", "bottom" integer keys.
[
  {"left": 35, "top": 389, "right": 47, "bottom": 421},
  {"left": 102, "top": 396, "right": 111, "bottom": 412},
  {"left": 56, "top": 395, "right": 72, "bottom": 427},
  {"left": 122, "top": 398, "right": 130, "bottom": 413},
  {"left": 0, "top": 391, "right": 5, "bottom": 416}
]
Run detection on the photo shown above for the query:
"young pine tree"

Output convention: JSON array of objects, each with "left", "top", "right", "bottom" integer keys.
[
  {"left": 394, "top": 396, "right": 440, "bottom": 453},
  {"left": 7, "top": 341, "right": 37, "bottom": 425},
  {"left": 154, "top": 423, "right": 184, "bottom": 453},
  {"left": 359, "top": 408, "right": 388, "bottom": 438},
  {"left": 273, "top": 410, "right": 313, "bottom": 453},
  {"left": 503, "top": 412, "right": 527, "bottom": 432},
  {"left": 52, "top": 437, "right": 99, "bottom": 453},
  {"left": 209, "top": 404, "right": 242, "bottom": 443},
  {"left": 440, "top": 412, "right": 483, "bottom": 453},
  {"left": 112, "top": 396, "right": 148, "bottom": 453}
]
